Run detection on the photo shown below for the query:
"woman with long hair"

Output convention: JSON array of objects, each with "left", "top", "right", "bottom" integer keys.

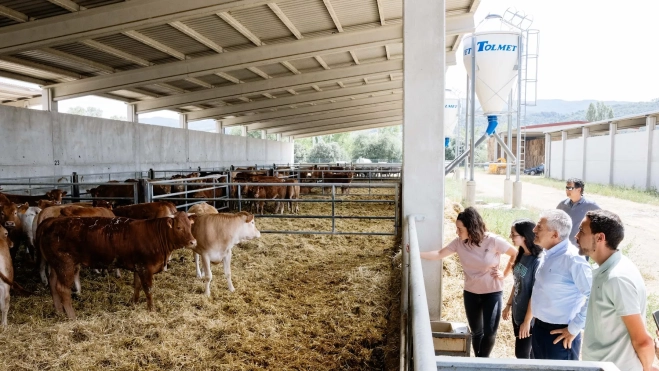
[
  {"left": 502, "top": 219, "right": 543, "bottom": 359},
  {"left": 420, "top": 206, "right": 517, "bottom": 357}
]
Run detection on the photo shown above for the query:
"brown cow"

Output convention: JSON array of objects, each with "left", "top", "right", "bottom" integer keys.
[
  {"left": 60, "top": 207, "right": 115, "bottom": 218},
  {"left": 38, "top": 212, "right": 197, "bottom": 319},
  {"left": 321, "top": 171, "right": 354, "bottom": 194},
  {"left": 1, "top": 189, "right": 68, "bottom": 206},
  {"left": 112, "top": 202, "right": 177, "bottom": 220},
  {"left": 0, "top": 226, "right": 13, "bottom": 326},
  {"left": 283, "top": 179, "right": 301, "bottom": 214},
  {"left": 192, "top": 212, "right": 260, "bottom": 296},
  {"left": 0, "top": 201, "right": 24, "bottom": 258},
  {"left": 88, "top": 181, "right": 136, "bottom": 207}
]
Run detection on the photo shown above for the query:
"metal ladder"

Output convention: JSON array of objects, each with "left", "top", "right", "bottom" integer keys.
[{"left": 519, "top": 130, "right": 526, "bottom": 170}]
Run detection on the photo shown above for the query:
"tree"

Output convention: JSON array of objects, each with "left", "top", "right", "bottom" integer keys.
[
  {"left": 247, "top": 130, "right": 263, "bottom": 139},
  {"left": 586, "top": 103, "right": 597, "bottom": 122},
  {"left": 294, "top": 141, "right": 309, "bottom": 163},
  {"left": 226, "top": 127, "right": 243, "bottom": 136},
  {"left": 351, "top": 133, "right": 401, "bottom": 162},
  {"left": 586, "top": 102, "right": 615, "bottom": 122},
  {"left": 67, "top": 106, "right": 103, "bottom": 117},
  {"left": 307, "top": 142, "right": 346, "bottom": 163},
  {"left": 109, "top": 115, "right": 126, "bottom": 121}
]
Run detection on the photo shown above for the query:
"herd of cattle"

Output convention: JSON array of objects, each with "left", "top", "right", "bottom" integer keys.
[{"left": 0, "top": 165, "right": 360, "bottom": 323}]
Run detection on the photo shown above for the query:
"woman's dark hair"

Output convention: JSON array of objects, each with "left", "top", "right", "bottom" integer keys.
[
  {"left": 456, "top": 207, "right": 487, "bottom": 246},
  {"left": 511, "top": 219, "right": 543, "bottom": 267}
]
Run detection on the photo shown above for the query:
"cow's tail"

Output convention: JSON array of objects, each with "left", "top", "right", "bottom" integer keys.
[{"left": 0, "top": 270, "right": 34, "bottom": 296}]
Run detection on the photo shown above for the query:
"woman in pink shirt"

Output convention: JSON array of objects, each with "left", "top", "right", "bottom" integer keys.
[{"left": 421, "top": 207, "right": 517, "bottom": 357}]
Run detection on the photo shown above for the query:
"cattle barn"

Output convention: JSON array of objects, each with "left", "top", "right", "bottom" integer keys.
[{"left": 0, "top": 0, "right": 474, "bottom": 369}]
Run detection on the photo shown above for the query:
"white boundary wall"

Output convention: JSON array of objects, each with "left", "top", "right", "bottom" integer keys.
[
  {"left": 0, "top": 105, "right": 293, "bottom": 179},
  {"left": 548, "top": 128, "right": 659, "bottom": 190}
]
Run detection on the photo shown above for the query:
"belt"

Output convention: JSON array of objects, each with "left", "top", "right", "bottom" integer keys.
[{"left": 534, "top": 318, "right": 568, "bottom": 331}]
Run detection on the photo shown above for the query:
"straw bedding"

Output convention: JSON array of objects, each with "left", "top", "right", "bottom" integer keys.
[{"left": 0, "top": 186, "right": 402, "bottom": 370}]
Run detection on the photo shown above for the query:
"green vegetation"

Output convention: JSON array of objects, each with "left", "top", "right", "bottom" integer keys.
[
  {"left": 294, "top": 126, "right": 402, "bottom": 163},
  {"left": 521, "top": 176, "right": 659, "bottom": 206},
  {"left": 586, "top": 102, "right": 615, "bottom": 122},
  {"left": 66, "top": 106, "right": 103, "bottom": 117}
]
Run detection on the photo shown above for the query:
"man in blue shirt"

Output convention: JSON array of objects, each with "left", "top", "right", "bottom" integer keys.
[
  {"left": 531, "top": 209, "right": 592, "bottom": 360},
  {"left": 556, "top": 178, "right": 600, "bottom": 247}
]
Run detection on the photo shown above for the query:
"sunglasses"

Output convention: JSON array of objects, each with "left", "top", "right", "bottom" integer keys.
[{"left": 565, "top": 187, "right": 575, "bottom": 190}]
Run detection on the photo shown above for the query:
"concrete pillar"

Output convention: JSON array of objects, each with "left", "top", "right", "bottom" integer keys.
[
  {"left": 512, "top": 181, "right": 523, "bottom": 208},
  {"left": 276, "top": 133, "right": 282, "bottom": 141},
  {"left": 241, "top": 126, "right": 247, "bottom": 137},
  {"left": 127, "top": 104, "right": 138, "bottom": 123},
  {"left": 260, "top": 130, "right": 266, "bottom": 140},
  {"left": 215, "top": 120, "right": 223, "bottom": 134},
  {"left": 465, "top": 181, "right": 476, "bottom": 207},
  {"left": 582, "top": 127, "right": 589, "bottom": 181},
  {"left": 504, "top": 179, "right": 513, "bottom": 204},
  {"left": 609, "top": 122, "right": 617, "bottom": 185},
  {"left": 561, "top": 131, "right": 567, "bottom": 180},
  {"left": 402, "top": 0, "right": 445, "bottom": 320},
  {"left": 493, "top": 138, "right": 499, "bottom": 161},
  {"left": 646, "top": 116, "right": 656, "bottom": 190},
  {"left": 453, "top": 168, "right": 461, "bottom": 180},
  {"left": 179, "top": 114, "right": 188, "bottom": 129},
  {"left": 544, "top": 133, "right": 551, "bottom": 178},
  {"left": 41, "top": 88, "right": 58, "bottom": 112}
]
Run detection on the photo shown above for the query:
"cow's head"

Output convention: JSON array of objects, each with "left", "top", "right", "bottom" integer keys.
[
  {"left": 0, "top": 202, "right": 20, "bottom": 230},
  {"left": 38, "top": 199, "right": 57, "bottom": 209},
  {"left": 96, "top": 200, "right": 113, "bottom": 210},
  {"left": 235, "top": 211, "right": 261, "bottom": 241},
  {"left": 0, "top": 226, "right": 13, "bottom": 250},
  {"left": 166, "top": 211, "right": 197, "bottom": 249},
  {"left": 45, "top": 189, "right": 67, "bottom": 204}
]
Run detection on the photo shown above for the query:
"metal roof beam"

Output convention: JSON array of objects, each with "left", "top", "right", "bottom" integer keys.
[
  {"left": 0, "top": 5, "right": 30, "bottom": 23},
  {"left": 169, "top": 21, "right": 224, "bottom": 53},
  {"left": 48, "top": 24, "right": 402, "bottom": 100},
  {"left": 284, "top": 118, "right": 401, "bottom": 136},
  {"left": 0, "top": 70, "right": 50, "bottom": 86},
  {"left": 123, "top": 30, "right": 186, "bottom": 60},
  {"left": 221, "top": 93, "right": 401, "bottom": 126},
  {"left": 0, "top": 56, "right": 83, "bottom": 79},
  {"left": 261, "top": 109, "right": 402, "bottom": 133},
  {"left": 292, "top": 121, "right": 400, "bottom": 139},
  {"left": 376, "top": 0, "right": 386, "bottom": 25},
  {"left": 0, "top": 0, "right": 277, "bottom": 55},
  {"left": 80, "top": 39, "right": 151, "bottom": 67},
  {"left": 322, "top": 0, "right": 343, "bottom": 33},
  {"left": 187, "top": 80, "right": 402, "bottom": 121},
  {"left": 47, "top": 0, "right": 83, "bottom": 12},
  {"left": 134, "top": 59, "right": 401, "bottom": 113},
  {"left": 42, "top": 47, "right": 115, "bottom": 73}
]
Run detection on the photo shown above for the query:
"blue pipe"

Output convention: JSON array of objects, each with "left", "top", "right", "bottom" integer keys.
[
  {"left": 444, "top": 137, "right": 450, "bottom": 148},
  {"left": 486, "top": 115, "right": 498, "bottom": 135}
]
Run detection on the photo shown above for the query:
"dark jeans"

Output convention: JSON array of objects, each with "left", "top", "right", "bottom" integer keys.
[
  {"left": 463, "top": 290, "right": 502, "bottom": 357},
  {"left": 531, "top": 319, "right": 581, "bottom": 360},
  {"left": 512, "top": 319, "right": 533, "bottom": 359}
]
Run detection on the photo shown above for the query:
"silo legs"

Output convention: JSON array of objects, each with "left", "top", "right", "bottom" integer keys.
[
  {"left": 465, "top": 181, "right": 476, "bottom": 207},
  {"left": 513, "top": 181, "right": 523, "bottom": 208}
]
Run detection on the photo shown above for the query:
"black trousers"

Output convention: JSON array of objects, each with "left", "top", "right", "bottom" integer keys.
[
  {"left": 531, "top": 319, "right": 581, "bottom": 360},
  {"left": 463, "top": 290, "right": 502, "bottom": 357},
  {"left": 512, "top": 319, "right": 533, "bottom": 359}
]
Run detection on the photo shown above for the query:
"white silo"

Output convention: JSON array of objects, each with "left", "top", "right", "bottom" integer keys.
[
  {"left": 444, "top": 89, "right": 460, "bottom": 147},
  {"left": 463, "top": 14, "right": 521, "bottom": 135}
]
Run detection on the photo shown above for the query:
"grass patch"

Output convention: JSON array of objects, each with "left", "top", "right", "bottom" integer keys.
[
  {"left": 522, "top": 176, "right": 659, "bottom": 206},
  {"left": 646, "top": 293, "right": 659, "bottom": 335}
]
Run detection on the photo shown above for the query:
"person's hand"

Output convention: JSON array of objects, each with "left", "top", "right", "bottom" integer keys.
[
  {"left": 550, "top": 327, "right": 576, "bottom": 349},
  {"left": 405, "top": 243, "right": 409, "bottom": 253},
  {"left": 502, "top": 305, "right": 511, "bottom": 321},
  {"left": 519, "top": 319, "right": 532, "bottom": 339},
  {"left": 490, "top": 267, "right": 504, "bottom": 280}
]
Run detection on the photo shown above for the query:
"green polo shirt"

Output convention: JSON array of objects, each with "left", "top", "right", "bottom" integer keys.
[{"left": 582, "top": 251, "right": 647, "bottom": 371}]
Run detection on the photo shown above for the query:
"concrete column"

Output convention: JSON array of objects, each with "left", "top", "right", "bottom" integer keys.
[
  {"left": 609, "top": 123, "right": 617, "bottom": 185},
  {"left": 276, "top": 133, "right": 282, "bottom": 141},
  {"left": 402, "top": 0, "right": 445, "bottom": 320},
  {"left": 241, "top": 126, "right": 247, "bottom": 137},
  {"left": 512, "top": 181, "right": 523, "bottom": 208},
  {"left": 582, "top": 127, "right": 589, "bottom": 181},
  {"left": 504, "top": 179, "right": 513, "bottom": 204},
  {"left": 561, "top": 131, "right": 567, "bottom": 180},
  {"left": 465, "top": 180, "right": 476, "bottom": 207},
  {"left": 127, "top": 104, "right": 138, "bottom": 123},
  {"left": 493, "top": 138, "right": 499, "bottom": 161},
  {"left": 647, "top": 116, "right": 656, "bottom": 190},
  {"left": 215, "top": 120, "right": 223, "bottom": 134},
  {"left": 179, "top": 114, "right": 188, "bottom": 129},
  {"left": 41, "top": 88, "right": 58, "bottom": 112},
  {"left": 260, "top": 130, "right": 266, "bottom": 140},
  {"left": 544, "top": 133, "right": 551, "bottom": 178}
]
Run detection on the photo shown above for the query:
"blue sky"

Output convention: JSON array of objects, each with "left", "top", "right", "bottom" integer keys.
[{"left": 3, "top": 0, "right": 658, "bottom": 121}]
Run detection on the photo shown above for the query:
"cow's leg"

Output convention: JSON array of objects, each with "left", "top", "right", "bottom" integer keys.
[
  {"left": 223, "top": 249, "right": 235, "bottom": 293},
  {"left": 201, "top": 255, "right": 213, "bottom": 297},
  {"left": 114, "top": 269, "right": 121, "bottom": 278},
  {"left": 139, "top": 273, "right": 154, "bottom": 311},
  {"left": 39, "top": 247, "right": 48, "bottom": 285},
  {"left": 132, "top": 272, "right": 141, "bottom": 304},
  {"left": 48, "top": 268, "right": 64, "bottom": 314},
  {"left": 54, "top": 268, "right": 76, "bottom": 320},
  {"left": 0, "top": 284, "right": 9, "bottom": 327},
  {"left": 195, "top": 253, "right": 203, "bottom": 278},
  {"left": 72, "top": 264, "right": 81, "bottom": 295}
]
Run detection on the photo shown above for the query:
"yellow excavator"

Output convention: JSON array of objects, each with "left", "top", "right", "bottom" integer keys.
[{"left": 488, "top": 157, "right": 507, "bottom": 175}]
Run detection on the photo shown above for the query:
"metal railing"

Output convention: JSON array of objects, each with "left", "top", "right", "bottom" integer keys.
[
  {"left": 402, "top": 215, "right": 436, "bottom": 371},
  {"left": 147, "top": 174, "right": 229, "bottom": 210},
  {"left": 0, "top": 181, "right": 139, "bottom": 205}
]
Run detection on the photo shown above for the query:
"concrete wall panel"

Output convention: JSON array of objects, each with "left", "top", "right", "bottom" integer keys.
[
  {"left": 550, "top": 141, "right": 562, "bottom": 179},
  {"left": 613, "top": 131, "right": 646, "bottom": 188},
  {"left": 651, "top": 130, "right": 659, "bottom": 189},
  {"left": 564, "top": 138, "right": 582, "bottom": 180},
  {"left": 221, "top": 135, "right": 246, "bottom": 163},
  {"left": 188, "top": 130, "right": 220, "bottom": 164},
  {"left": 585, "top": 135, "right": 610, "bottom": 185},
  {"left": 0, "top": 107, "right": 53, "bottom": 168},
  {"left": 246, "top": 137, "right": 266, "bottom": 162}
]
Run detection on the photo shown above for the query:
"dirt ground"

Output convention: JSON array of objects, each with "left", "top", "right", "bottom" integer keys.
[{"left": 471, "top": 171, "right": 659, "bottom": 299}]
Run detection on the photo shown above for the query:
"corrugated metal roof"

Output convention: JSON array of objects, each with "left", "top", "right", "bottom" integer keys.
[
  {"left": 230, "top": 5, "right": 294, "bottom": 42},
  {"left": 446, "top": 0, "right": 472, "bottom": 13},
  {"left": 0, "top": 0, "right": 69, "bottom": 21},
  {"left": 276, "top": 0, "right": 336, "bottom": 34},
  {"left": 182, "top": 15, "right": 251, "bottom": 48},
  {"left": 0, "top": 60, "right": 69, "bottom": 82},
  {"left": 135, "top": 24, "right": 212, "bottom": 57},
  {"left": 320, "top": 51, "right": 354, "bottom": 66},
  {"left": 77, "top": 0, "right": 125, "bottom": 9},
  {"left": 254, "top": 62, "right": 294, "bottom": 78},
  {"left": 92, "top": 33, "right": 173, "bottom": 63},
  {"left": 16, "top": 50, "right": 101, "bottom": 75},
  {"left": 331, "top": 0, "right": 380, "bottom": 27},
  {"left": 381, "top": 0, "right": 402, "bottom": 22},
  {"left": 52, "top": 42, "right": 141, "bottom": 70},
  {"left": 354, "top": 46, "right": 386, "bottom": 62}
]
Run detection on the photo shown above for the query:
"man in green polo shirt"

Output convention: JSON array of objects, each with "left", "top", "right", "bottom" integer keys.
[{"left": 577, "top": 210, "right": 658, "bottom": 371}]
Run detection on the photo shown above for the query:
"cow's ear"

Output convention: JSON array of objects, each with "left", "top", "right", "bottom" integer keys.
[
  {"left": 62, "top": 191, "right": 68, "bottom": 196},
  {"left": 187, "top": 213, "right": 197, "bottom": 224},
  {"left": 45, "top": 191, "right": 52, "bottom": 197},
  {"left": 167, "top": 218, "right": 173, "bottom": 228},
  {"left": 245, "top": 214, "right": 254, "bottom": 223}
]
